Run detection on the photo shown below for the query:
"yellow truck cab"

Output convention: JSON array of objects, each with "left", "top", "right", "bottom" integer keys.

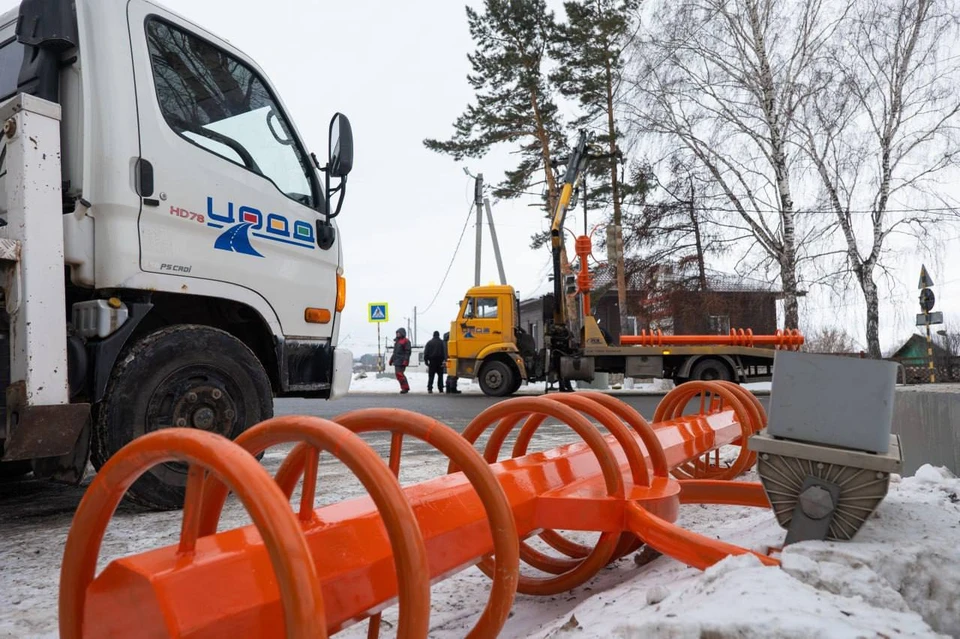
[{"left": 446, "top": 285, "right": 536, "bottom": 396}]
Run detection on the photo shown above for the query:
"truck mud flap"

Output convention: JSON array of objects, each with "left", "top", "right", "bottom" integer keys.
[
  {"left": 276, "top": 340, "right": 333, "bottom": 397},
  {"left": 3, "top": 381, "right": 90, "bottom": 460}
]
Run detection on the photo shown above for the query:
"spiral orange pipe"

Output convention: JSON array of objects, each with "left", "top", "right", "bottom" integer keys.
[
  {"left": 62, "top": 387, "right": 777, "bottom": 639},
  {"left": 620, "top": 327, "right": 803, "bottom": 349}
]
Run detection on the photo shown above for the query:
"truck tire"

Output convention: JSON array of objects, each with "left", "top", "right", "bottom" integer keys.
[
  {"left": 91, "top": 325, "right": 273, "bottom": 510},
  {"left": 0, "top": 460, "right": 32, "bottom": 480},
  {"left": 689, "top": 357, "right": 734, "bottom": 382},
  {"left": 478, "top": 360, "right": 516, "bottom": 398}
]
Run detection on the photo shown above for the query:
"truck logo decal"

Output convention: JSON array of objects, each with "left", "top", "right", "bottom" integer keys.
[
  {"left": 206, "top": 197, "right": 316, "bottom": 257},
  {"left": 462, "top": 326, "right": 490, "bottom": 339}
]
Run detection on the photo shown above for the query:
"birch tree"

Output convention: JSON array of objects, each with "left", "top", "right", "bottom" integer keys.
[
  {"left": 626, "top": 0, "right": 851, "bottom": 329},
  {"left": 801, "top": 0, "right": 960, "bottom": 358}
]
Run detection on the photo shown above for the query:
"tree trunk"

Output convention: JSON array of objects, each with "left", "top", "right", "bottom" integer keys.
[
  {"left": 689, "top": 180, "right": 707, "bottom": 291},
  {"left": 859, "top": 266, "right": 882, "bottom": 358},
  {"left": 746, "top": 0, "right": 801, "bottom": 330},
  {"left": 529, "top": 88, "right": 578, "bottom": 326},
  {"left": 605, "top": 50, "right": 629, "bottom": 338},
  {"left": 779, "top": 254, "right": 800, "bottom": 330}
]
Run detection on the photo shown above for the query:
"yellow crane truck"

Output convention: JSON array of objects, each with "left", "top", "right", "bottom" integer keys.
[{"left": 446, "top": 132, "right": 799, "bottom": 397}]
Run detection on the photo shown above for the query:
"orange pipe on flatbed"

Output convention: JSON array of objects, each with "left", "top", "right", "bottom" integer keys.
[
  {"left": 620, "top": 328, "right": 803, "bottom": 349},
  {"left": 79, "top": 410, "right": 747, "bottom": 638}
]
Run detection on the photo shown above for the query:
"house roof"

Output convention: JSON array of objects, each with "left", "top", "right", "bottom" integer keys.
[
  {"left": 586, "top": 261, "right": 781, "bottom": 294},
  {"left": 890, "top": 333, "right": 949, "bottom": 359}
]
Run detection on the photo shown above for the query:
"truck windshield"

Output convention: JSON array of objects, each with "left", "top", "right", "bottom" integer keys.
[
  {"left": 145, "top": 18, "right": 315, "bottom": 208},
  {"left": 0, "top": 37, "right": 25, "bottom": 102}
]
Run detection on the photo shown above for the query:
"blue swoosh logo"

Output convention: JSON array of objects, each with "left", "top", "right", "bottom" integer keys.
[{"left": 214, "top": 222, "right": 263, "bottom": 258}]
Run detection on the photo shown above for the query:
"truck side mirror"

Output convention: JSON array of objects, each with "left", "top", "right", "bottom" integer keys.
[
  {"left": 323, "top": 112, "right": 353, "bottom": 221},
  {"left": 328, "top": 113, "right": 353, "bottom": 178}
]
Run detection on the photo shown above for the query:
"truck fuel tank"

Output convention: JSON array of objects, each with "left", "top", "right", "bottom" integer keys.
[{"left": 559, "top": 355, "right": 594, "bottom": 381}]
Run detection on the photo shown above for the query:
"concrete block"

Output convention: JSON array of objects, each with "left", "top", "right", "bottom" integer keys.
[
  {"left": 892, "top": 384, "right": 960, "bottom": 476},
  {"left": 767, "top": 351, "right": 898, "bottom": 453},
  {"left": 576, "top": 372, "right": 609, "bottom": 390}
]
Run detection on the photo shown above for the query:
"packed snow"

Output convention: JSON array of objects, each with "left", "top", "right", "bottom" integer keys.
[
  {"left": 0, "top": 427, "right": 956, "bottom": 638},
  {"left": 522, "top": 464, "right": 960, "bottom": 639}
]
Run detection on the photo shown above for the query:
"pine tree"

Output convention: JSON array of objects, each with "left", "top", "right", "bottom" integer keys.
[
  {"left": 550, "top": 0, "right": 639, "bottom": 338},
  {"left": 424, "top": 0, "right": 575, "bottom": 318}
]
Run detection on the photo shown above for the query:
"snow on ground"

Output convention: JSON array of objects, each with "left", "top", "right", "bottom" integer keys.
[
  {"left": 349, "top": 370, "right": 694, "bottom": 395},
  {"left": 1, "top": 439, "right": 956, "bottom": 638},
  {"left": 522, "top": 464, "right": 960, "bottom": 639}
]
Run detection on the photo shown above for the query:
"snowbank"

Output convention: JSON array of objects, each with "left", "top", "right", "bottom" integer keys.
[{"left": 525, "top": 464, "right": 960, "bottom": 639}]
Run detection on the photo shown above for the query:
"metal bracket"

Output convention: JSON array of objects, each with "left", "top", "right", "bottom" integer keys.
[
  {"left": 784, "top": 476, "right": 842, "bottom": 545},
  {"left": 3, "top": 380, "right": 90, "bottom": 460}
]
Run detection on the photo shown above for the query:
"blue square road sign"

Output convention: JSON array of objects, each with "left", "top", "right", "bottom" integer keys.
[{"left": 368, "top": 303, "right": 389, "bottom": 323}]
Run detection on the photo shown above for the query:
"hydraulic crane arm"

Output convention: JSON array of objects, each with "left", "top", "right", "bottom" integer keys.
[
  {"left": 548, "top": 130, "right": 619, "bottom": 328},
  {"left": 550, "top": 130, "right": 592, "bottom": 327}
]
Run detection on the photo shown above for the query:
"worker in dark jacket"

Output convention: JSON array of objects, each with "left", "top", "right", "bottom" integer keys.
[
  {"left": 424, "top": 330, "right": 446, "bottom": 393},
  {"left": 389, "top": 327, "right": 411, "bottom": 394}
]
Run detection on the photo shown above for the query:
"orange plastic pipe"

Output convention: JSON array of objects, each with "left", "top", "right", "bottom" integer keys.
[
  {"left": 75, "top": 415, "right": 746, "bottom": 637},
  {"left": 69, "top": 388, "right": 775, "bottom": 639},
  {"left": 575, "top": 234, "right": 592, "bottom": 315},
  {"left": 620, "top": 327, "right": 804, "bottom": 349},
  {"left": 59, "top": 429, "right": 325, "bottom": 639}
]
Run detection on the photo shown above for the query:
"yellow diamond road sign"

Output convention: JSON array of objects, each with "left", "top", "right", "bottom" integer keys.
[{"left": 368, "top": 302, "right": 388, "bottom": 323}]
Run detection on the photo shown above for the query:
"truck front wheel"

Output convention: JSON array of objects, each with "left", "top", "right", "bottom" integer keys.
[
  {"left": 478, "top": 360, "right": 517, "bottom": 397},
  {"left": 689, "top": 357, "right": 734, "bottom": 382},
  {"left": 91, "top": 325, "right": 273, "bottom": 510}
]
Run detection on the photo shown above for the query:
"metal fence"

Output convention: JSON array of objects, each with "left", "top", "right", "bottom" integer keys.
[{"left": 804, "top": 351, "right": 960, "bottom": 385}]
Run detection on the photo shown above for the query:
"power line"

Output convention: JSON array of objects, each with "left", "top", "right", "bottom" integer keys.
[
  {"left": 421, "top": 201, "right": 475, "bottom": 314},
  {"left": 502, "top": 187, "right": 960, "bottom": 217}
]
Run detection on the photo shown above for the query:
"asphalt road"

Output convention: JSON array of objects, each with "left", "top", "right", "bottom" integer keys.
[
  {"left": 276, "top": 392, "right": 670, "bottom": 427},
  {"left": 0, "top": 391, "right": 769, "bottom": 521}
]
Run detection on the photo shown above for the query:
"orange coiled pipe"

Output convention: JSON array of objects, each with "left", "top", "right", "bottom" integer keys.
[
  {"left": 61, "top": 386, "right": 778, "bottom": 639},
  {"left": 620, "top": 327, "right": 803, "bottom": 349},
  {"left": 575, "top": 234, "right": 592, "bottom": 315}
]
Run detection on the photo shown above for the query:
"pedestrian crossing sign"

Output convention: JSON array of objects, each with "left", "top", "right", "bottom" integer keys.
[{"left": 368, "top": 302, "right": 389, "bottom": 323}]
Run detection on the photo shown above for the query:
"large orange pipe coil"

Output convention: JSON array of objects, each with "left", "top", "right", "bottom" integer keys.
[
  {"left": 621, "top": 327, "right": 804, "bottom": 349},
  {"left": 60, "top": 381, "right": 777, "bottom": 639}
]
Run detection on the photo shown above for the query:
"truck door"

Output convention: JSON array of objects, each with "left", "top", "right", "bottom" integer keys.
[
  {"left": 458, "top": 295, "right": 503, "bottom": 358},
  {"left": 126, "top": 2, "right": 337, "bottom": 337}
]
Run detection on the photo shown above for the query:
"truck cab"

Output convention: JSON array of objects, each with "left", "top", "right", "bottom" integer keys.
[
  {"left": 0, "top": 0, "right": 354, "bottom": 508},
  {"left": 446, "top": 285, "right": 537, "bottom": 396}
]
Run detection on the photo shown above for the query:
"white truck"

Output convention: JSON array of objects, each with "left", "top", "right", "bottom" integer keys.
[{"left": 0, "top": 0, "right": 354, "bottom": 509}]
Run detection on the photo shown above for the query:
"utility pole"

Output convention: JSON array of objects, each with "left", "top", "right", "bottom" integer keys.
[
  {"left": 483, "top": 198, "right": 507, "bottom": 285},
  {"left": 413, "top": 305, "right": 418, "bottom": 347},
  {"left": 474, "top": 173, "right": 483, "bottom": 286}
]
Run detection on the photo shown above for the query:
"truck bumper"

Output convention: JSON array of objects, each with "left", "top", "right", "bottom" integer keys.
[{"left": 329, "top": 348, "right": 353, "bottom": 400}]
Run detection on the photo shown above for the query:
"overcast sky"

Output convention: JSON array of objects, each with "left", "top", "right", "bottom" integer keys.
[{"left": 3, "top": 0, "right": 957, "bottom": 356}]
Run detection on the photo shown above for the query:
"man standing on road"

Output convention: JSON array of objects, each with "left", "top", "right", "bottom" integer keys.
[
  {"left": 389, "top": 327, "right": 411, "bottom": 394},
  {"left": 424, "top": 330, "right": 446, "bottom": 393}
]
